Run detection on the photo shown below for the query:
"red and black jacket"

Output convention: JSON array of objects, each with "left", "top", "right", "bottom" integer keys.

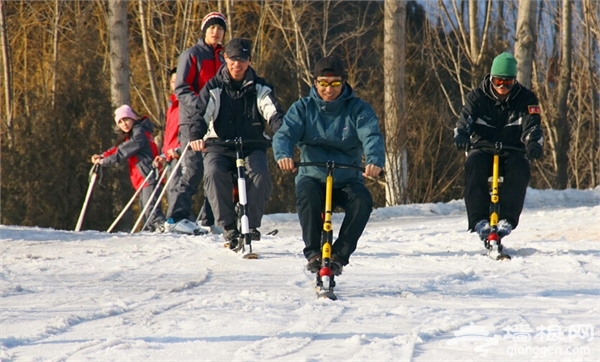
[
  {"left": 174, "top": 38, "right": 223, "bottom": 145},
  {"left": 101, "top": 117, "right": 160, "bottom": 190}
]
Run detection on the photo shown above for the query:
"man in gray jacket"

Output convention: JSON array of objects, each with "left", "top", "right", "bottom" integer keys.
[
  {"left": 273, "top": 55, "right": 384, "bottom": 276},
  {"left": 184, "top": 38, "right": 284, "bottom": 246}
]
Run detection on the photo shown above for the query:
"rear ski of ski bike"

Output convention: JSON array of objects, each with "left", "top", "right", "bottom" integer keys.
[
  {"left": 217, "top": 138, "right": 271, "bottom": 259},
  {"left": 474, "top": 143, "right": 525, "bottom": 261},
  {"left": 296, "top": 161, "right": 372, "bottom": 300}
]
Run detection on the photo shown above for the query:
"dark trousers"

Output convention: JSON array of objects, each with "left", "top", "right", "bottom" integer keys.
[
  {"left": 203, "top": 150, "right": 272, "bottom": 229},
  {"left": 140, "top": 182, "right": 165, "bottom": 230},
  {"left": 166, "top": 149, "right": 214, "bottom": 224},
  {"left": 296, "top": 177, "right": 373, "bottom": 265},
  {"left": 464, "top": 150, "right": 530, "bottom": 230}
]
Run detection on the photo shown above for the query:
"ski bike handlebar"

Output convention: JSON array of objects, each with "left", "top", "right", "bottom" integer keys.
[
  {"left": 470, "top": 142, "right": 526, "bottom": 154},
  {"left": 193, "top": 137, "right": 272, "bottom": 149},
  {"left": 293, "top": 161, "right": 385, "bottom": 178}
]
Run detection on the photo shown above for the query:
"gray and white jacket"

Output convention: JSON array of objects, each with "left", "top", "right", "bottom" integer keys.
[{"left": 181, "top": 64, "right": 284, "bottom": 153}]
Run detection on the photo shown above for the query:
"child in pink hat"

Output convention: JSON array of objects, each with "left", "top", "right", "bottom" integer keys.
[{"left": 91, "top": 105, "right": 166, "bottom": 232}]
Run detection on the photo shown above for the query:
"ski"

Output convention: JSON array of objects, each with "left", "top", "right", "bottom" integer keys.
[
  {"left": 223, "top": 239, "right": 259, "bottom": 259},
  {"left": 316, "top": 288, "right": 337, "bottom": 300},
  {"left": 486, "top": 250, "right": 512, "bottom": 260},
  {"left": 484, "top": 233, "right": 511, "bottom": 260},
  {"left": 315, "top": 273, "right": 337, "bottom": 300},
  {"left": 265, "top": 229, "right": 278, "bottom": 236}
]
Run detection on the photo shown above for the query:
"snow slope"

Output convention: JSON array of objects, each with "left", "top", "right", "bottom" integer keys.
[{"left": 1, "top": 187, "right": 599, "bottom": 361}]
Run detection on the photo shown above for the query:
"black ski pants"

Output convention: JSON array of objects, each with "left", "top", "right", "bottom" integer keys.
[
  {"left": 464, "top": 149, "right": 530, "bottom": 231},
  {"left": 296, "top": 177, "right": 373, "bottom": 265}
]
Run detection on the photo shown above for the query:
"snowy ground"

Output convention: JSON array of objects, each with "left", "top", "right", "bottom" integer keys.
[{"left": 1, "top": 187, "right": 599, "bottom": 361}]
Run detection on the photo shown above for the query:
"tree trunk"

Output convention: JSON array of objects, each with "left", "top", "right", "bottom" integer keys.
[
  {"left": 107, "top": 0, "right": 132, "bottom": 230},
  {"left": 0, "top": 0, "right": 13, "bottom": 148},
  {"left": 51, "top": 0, "right": 61, "bottom": 109},
  {"left": 138, "top": 0, "right": 161, "bottom": 125},
  {"left": 383, "top": 0, "right": 408, "bottom": 205},
  {"left": 554, "top": 0, "right": 572, "bottom": 189},
  {"left": 108, "top": 0, "right": 130, "bottom": 107},
  {"left": 515, "top": 0, "right": 537, "bottom": 89}
]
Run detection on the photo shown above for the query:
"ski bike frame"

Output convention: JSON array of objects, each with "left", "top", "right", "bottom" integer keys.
[
  {"left": 471, "top": 142, "right": 526, "bottom": 260},
  {"left": 295, "top": 161, "right": 373, "bottom": 300},
  {"left": 210, "top": 138, "right": 272, "bottom": 259},
  {"left": 75, "top": 164, "right": 100, "bottom": 231}
]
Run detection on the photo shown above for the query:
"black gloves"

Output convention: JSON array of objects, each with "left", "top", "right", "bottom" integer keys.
[
  {"left": 526, "top": 142, "right": 543, "bottom": 159},
  {"left": 453, "top": 134, "right": 470, "bottom": 151}
]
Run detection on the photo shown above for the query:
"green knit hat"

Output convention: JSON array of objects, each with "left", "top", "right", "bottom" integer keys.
[{"left": 490, "top": 52, "right": 517, "bottom": 77}]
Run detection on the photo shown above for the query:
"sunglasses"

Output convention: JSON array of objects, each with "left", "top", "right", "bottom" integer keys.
[
  {"left": 316, "top": 80, "right": 342, "bottom": 88},
  {"left": 491, "top": 76, "right": 516, "bottom": 89}
]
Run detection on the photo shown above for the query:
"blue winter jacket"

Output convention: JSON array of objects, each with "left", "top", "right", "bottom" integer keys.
[{"left": 273, "top": 83, "right": 384, "bottom": 187}]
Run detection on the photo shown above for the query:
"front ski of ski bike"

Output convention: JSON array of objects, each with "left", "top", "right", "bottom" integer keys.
[
  {"left": 215, "top": 138, "right": 271, "bottom": 259},
  {"left": 473, "top": 143, "right": 525, "bottom": 260},
  {"left": 295, "top": 161, "right": 371, "bottom": 300}
]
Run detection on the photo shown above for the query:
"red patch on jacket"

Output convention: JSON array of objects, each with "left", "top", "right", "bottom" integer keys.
[{"left": 528, "top": 105, "right": 540, "bottom": 115}]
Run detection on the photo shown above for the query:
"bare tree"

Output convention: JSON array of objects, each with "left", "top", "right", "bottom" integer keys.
[
  {"left": 515, "top": 0, "right": 537, "bottom": 88},
  {"left": 427, "top": 0, "right": 494, "bottom": 116},
  {"left": 0, "top": 0, "right": 13, "bottom": 148},
  {"left": 108, "top": 0, "right": 130, "bottom": 107},
  {"left": 583, "top": 0, "right": 599, "bottom": 186},
  {"left": 51, "top": 0, "right": 61, "bottom": 109},
  {"left": 383, "top": 0, "right": 408, "bottom": 205},
  {"left": 136, "top": 0, "right": 161, "bottom": 124},
  {"left": 553, "top": 0, "right": 573, "bottom": 189}
]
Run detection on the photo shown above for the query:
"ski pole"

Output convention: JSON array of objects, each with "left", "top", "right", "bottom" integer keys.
[
  {"left": 107, "top": 168, "right": 158, "bottom": 233},
  {"left": 135, "top": 164, "right": 171, "bottom": 233},
  {"left": 132, "top": 143, "right": 191, "bottom": 233},
  {"left": 75, "top": 164, "right": 100, "bottom": 231}
]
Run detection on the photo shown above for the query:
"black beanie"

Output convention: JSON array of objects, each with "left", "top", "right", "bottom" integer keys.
[{"left": 201, "top": 12, "right": 227, "bottom": 33}]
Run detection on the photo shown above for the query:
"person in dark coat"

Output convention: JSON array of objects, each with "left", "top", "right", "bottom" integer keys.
[
  {"left": 166, "top": 12, "right": 227, "bottom": 235},
  {"left": 453, "top": 52, "right": 543, "bottom": 242}
]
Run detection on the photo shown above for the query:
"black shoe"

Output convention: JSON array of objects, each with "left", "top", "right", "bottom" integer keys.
[
  {"left": 223, "top": 224, "right": 240, "bottom": 249},
  {"left": 306, "top": 255, "right": 322, "bottom": 273},
  {"left": 250, "top": 228, "right": 261, "bottom": 241},
  {"left": 330, "top": 255, "right": 344, "bottom": 276}
]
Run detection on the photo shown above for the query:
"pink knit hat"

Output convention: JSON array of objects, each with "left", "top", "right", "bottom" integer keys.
[{"left": 114, "top": 105, "right": 137, "bottom": 124}]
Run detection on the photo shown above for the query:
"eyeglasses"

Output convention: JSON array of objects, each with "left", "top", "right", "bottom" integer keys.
[
  {"left": 491, "top": 76, "right": 516, "bottom": 89},
  {"left": 316, "top": 80, "right": 342, "bottom": 88}
]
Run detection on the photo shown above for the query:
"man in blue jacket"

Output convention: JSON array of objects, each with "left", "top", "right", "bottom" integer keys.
[{"left": 273, "top": 55, "right": 384, "bottom": 276}]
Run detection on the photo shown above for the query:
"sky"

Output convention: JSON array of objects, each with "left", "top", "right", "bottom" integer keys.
[{"left": 1, "top": 187, "right": 599, "bottom": 361}]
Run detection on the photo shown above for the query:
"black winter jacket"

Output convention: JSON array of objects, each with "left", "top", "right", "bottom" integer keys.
[{"left": 455, "top": 74, "right": 543, "bottom": 152}]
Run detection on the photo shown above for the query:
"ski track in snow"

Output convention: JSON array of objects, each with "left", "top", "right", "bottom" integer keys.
[{"left": 1, "top": 188, "right": 599, "bottom": 361}]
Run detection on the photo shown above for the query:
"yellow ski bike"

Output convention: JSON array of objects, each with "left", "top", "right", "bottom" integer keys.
[
  {"left": 295, "top": 161, "right": 379, "bottom": 300},
  {"left": 472, "top": 143, "right": 526, "bottom": 261}
]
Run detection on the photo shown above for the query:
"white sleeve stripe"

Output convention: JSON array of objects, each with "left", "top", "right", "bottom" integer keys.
[{"left": 256, "top": 84, "right": 278, "bottom": 122}]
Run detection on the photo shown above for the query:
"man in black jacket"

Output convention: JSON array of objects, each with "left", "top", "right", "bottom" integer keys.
[
  {"left": 453, "top": 52, "right": 543, "bottom": 243},
  {"left": 182, "top": 38, "right": 285, "bottom": 244}
]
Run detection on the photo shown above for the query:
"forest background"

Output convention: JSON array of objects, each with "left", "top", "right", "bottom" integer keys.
[{"left": 1, "top": 0, "right": 598, "bottom": 232}]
